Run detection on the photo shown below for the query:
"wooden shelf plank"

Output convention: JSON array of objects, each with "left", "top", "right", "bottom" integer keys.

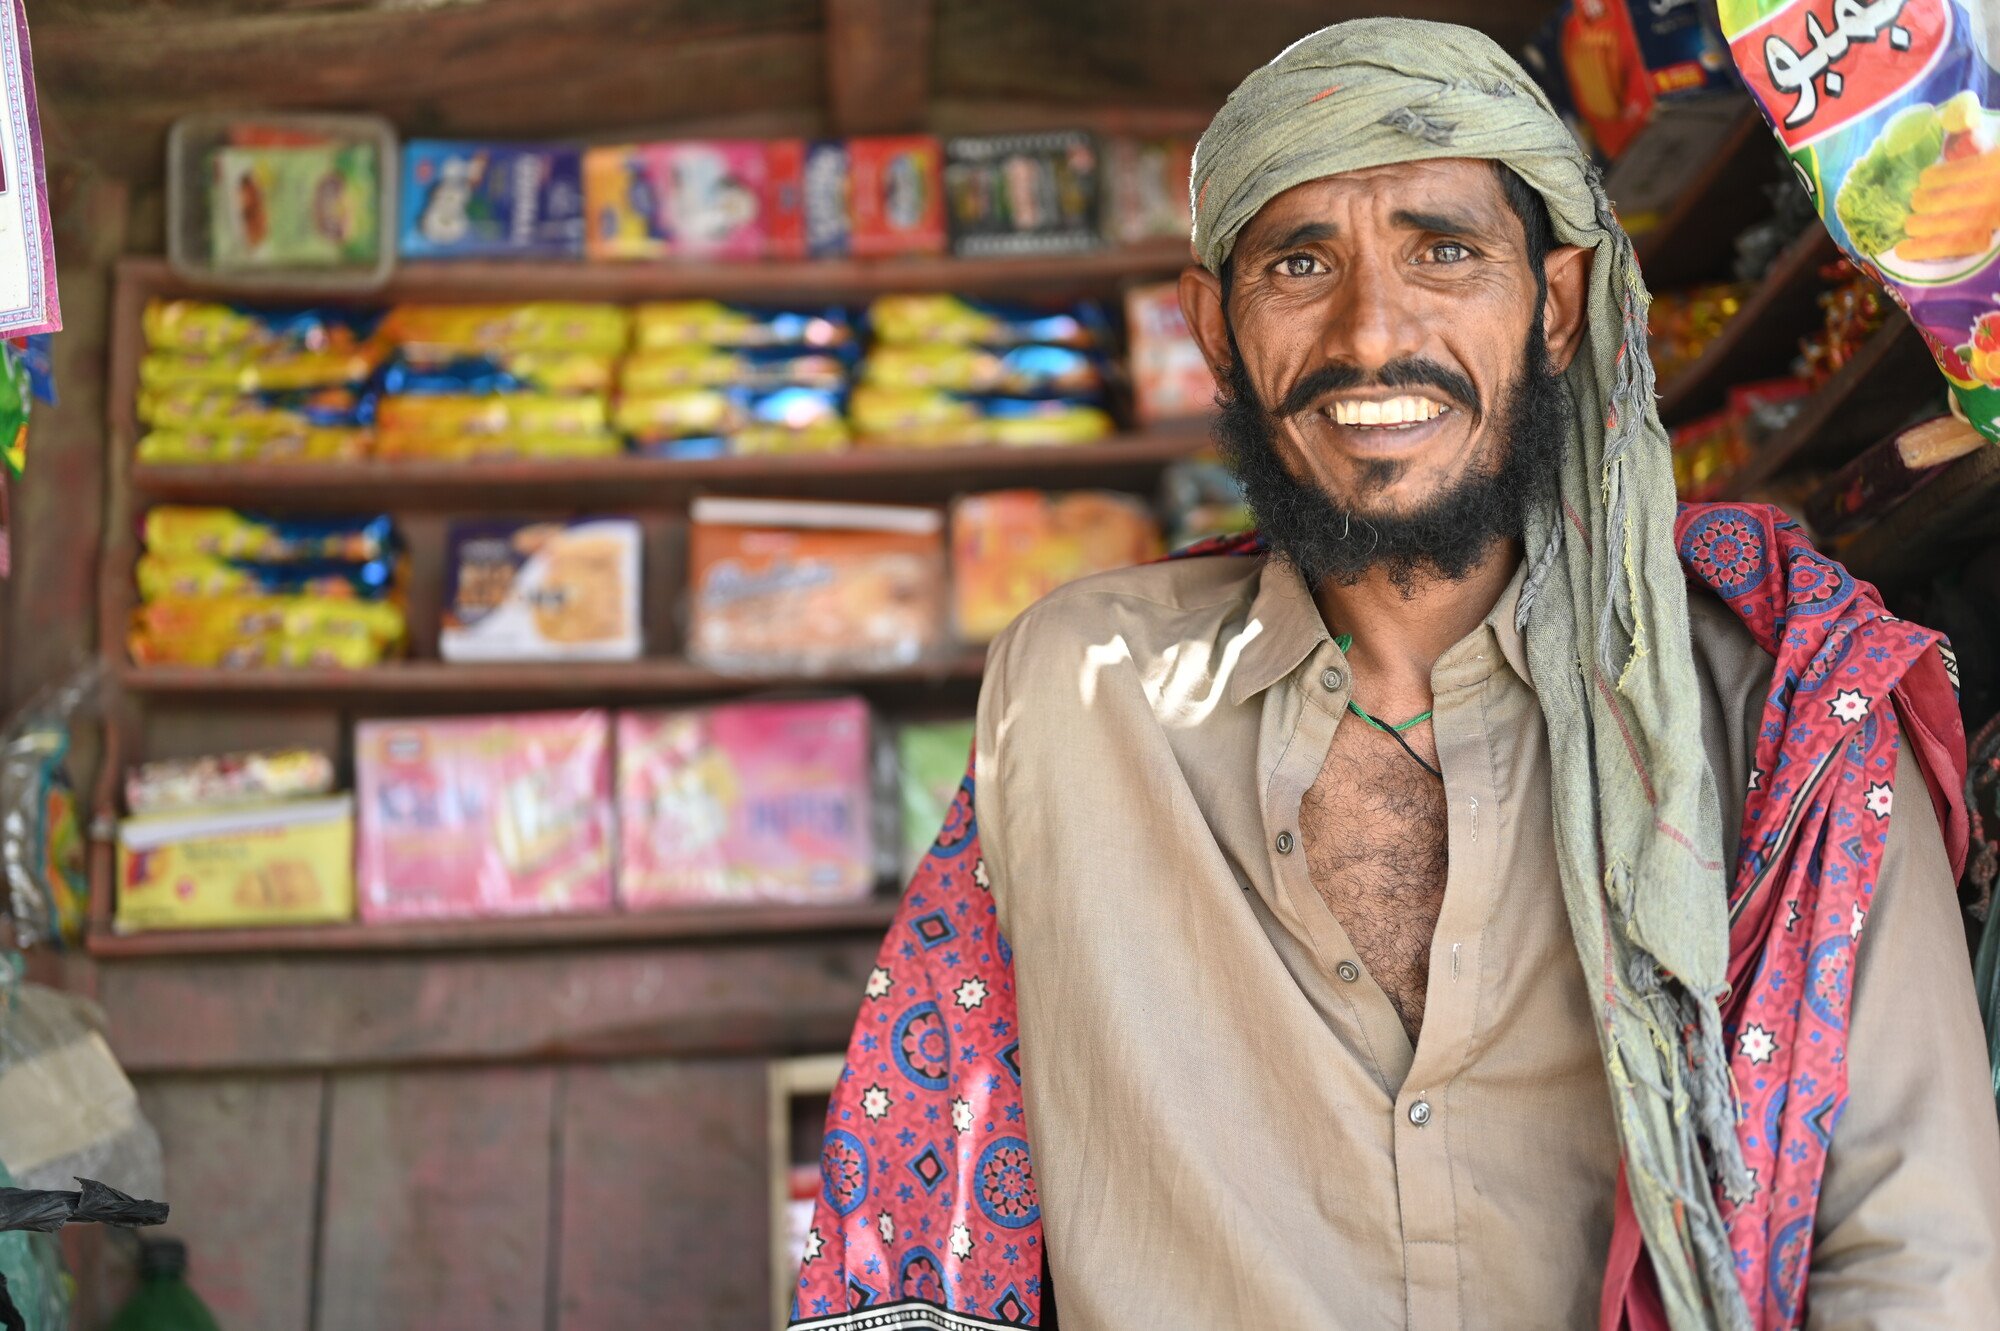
[
  {"left": 119, "top": 240, "right": 1194, "bottom": 307},
  {"left": 117, "top": 649, "right": 989, "bottom": 699},
  {"left": 1632, "top": 107, "right": 1778, "bottom": 292},
  {"left": 85, "top": 896, "right": 901, "bottom": 960},
  {"left": 128, "top": 427, "right": 1215, "bottom": 509},
  {"left": 1838, "top": 442, "right": 2000, "bottom": 587},
  {"left": 1730, "top": 317, "right": 1941, "bottom": 491},
  {"left": 1655, "top": 225, "right": 1838, "bottom": 424}
]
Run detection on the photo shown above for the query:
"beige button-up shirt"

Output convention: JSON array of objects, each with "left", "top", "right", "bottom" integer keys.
[{"left": 974, "top": 552, "right": 2000, "bottom": 1330}]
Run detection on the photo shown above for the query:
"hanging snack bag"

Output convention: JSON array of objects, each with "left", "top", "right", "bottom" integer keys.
[{"left": 1723, "top": 0, "right": 2000, "bottom": 436}]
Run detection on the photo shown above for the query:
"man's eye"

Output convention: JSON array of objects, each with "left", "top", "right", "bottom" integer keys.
[
  {"left": 1275, "top": 255, "right": 1325, "bottom": 277},
  {"left": 1427, "top": 242, "right": 1471, "bottom": 264}
]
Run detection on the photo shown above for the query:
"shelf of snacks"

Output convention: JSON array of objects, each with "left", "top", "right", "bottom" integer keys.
[{"left": 1653, "top": 227, "right": 1840, "bottom": 424}]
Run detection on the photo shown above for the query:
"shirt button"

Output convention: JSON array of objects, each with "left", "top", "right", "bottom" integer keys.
[
  {"left": 1336, "top": 961, "right": 1360, "bottom": 983},
  {"left": 1408, "top": 1099, "right": 1432, "bottom": 1127},
  {"left": 1320, "top": 666, "right": 1345, "bottom": 692},
  {"left": 1275, "top": 831, "right": 1295, "bottom": 855}
]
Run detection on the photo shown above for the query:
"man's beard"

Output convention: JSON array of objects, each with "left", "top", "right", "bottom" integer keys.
[{"left": 1214, "top": 320, "right": 1569, "bottom": 594}]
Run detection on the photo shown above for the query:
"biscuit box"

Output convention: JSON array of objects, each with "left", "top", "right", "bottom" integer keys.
[
  {"left": 398, "top": 140, "right": 585, "bottom": 259},
  {"left": 116, "top": 796, "right": 355, "bottom": 932},
  {"left": 440, "top": 518, "right": 642, "bottom": 662},
  {"left": 355, "top": 711, "right": 614, "bottom": 921},
  {"left": 583, "top": 141, "right": 771, "bottom": 260},
  {"left": 617, "top": 697, "right": 876, "bottom": 907},
  {"left": 847, "top": 136, "right": 947, "bottom": 257}
]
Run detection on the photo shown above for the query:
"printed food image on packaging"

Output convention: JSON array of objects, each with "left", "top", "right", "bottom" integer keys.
[
  {"left": 355, "top": 711, "right": 614, "bottom": 921},
  {"left": 950, "top": 489, "right": 1164, "bottom": 642},
  {"left": 616, "top": 697, "right": 876, "bottom": 907},
  {"left": 210, "top": 142, "right": 380, "bottom": 270},
  {"left": 1724, "top": 0, "right": 2000, "bottom": 435},
  {"left": 116, "top": 796, "right": 356, "bottom": 932},
  {"left": 440, "top": 518, "right": 642, "bottom": 662}
]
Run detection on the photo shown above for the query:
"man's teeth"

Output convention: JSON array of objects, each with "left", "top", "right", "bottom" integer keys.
[{"left": 1326, "top": 396, "right": 1446, "bottom": 427}]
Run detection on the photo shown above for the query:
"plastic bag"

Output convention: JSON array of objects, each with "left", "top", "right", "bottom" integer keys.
[{"left": 0, "top": 664, "right": 96, "bottom": 949}]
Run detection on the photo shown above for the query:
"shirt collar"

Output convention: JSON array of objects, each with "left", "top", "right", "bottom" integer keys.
[{"left": 1225, "top": 554, "right": 1533, "bottom": 707}]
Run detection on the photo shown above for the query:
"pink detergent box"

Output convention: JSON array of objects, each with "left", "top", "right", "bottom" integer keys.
[
  {"left": 356, "top": 710, "right": 614, "bottom": 921},
  {"left": 617, "top": 697, "right": 875, "bottom": 908}
]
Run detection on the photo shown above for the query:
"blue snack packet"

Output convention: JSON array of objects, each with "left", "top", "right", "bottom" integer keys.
[{"left": 399, "top": 141, "right": 586, "bottom": 260}]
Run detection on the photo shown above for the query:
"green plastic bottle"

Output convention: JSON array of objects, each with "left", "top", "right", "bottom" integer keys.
[{"left": 106, "top": 1240, "right": 221, "bottom": 1331}]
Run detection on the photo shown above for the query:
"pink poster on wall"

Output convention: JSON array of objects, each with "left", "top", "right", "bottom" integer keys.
[{"left": 0, "top": 1, "right": 57, "bottom": 336}]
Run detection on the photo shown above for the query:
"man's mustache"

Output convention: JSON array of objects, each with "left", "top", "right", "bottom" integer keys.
[{"left": 1275, "top": 357, "right": 1481, "bottom": 421}]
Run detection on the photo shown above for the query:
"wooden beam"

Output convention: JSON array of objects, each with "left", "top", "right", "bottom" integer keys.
[{"left": 825, "top": 0, "right": 935, "bottom": 135}]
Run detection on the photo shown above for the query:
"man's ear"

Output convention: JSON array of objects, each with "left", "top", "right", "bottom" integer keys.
[
  {"left": 1177, "top": 264, "right": 1237, "bottom": 398},
  {"left": 1541, "top": 244, "right": 1592, "bottom": 372}
]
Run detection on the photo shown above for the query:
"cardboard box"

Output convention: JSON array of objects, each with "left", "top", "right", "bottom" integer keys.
[
  {"left": 116, "top": 796, "right": 355, "bottom": 932},
  {"left": 1125, "top": 281, "right": 1216, "bottom": 423},
  {"left": 583, "top": 141, "right": 771, "bottom": 260},
  {"left": 848, "top": 136, "right": 946, "bottom": 257},
  {"left": 398, "top": 140, "right": 585, "bottom": 259},
  {"left": 951, "top": 490, "right": 1163, "bottom": 642},
  {"left": 440, "top": 518, "right": 642, "bottom": 662},
  {"left": 944, "top": 131, "right": 1101, "bottom": 256}
]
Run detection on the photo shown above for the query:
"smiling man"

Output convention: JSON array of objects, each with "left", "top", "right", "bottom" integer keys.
[{"left": 792, "top": 19, "right": 2000, "bottom": 1331}]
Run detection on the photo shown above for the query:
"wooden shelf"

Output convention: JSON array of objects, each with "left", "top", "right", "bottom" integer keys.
[
  {"left": 129, "top": 427, "right": 1215, "bottom": 509},
  {"left": 119, "top": 241, "right": 1193, "bottom": 307},
  {"left": 85, "top": 895, "right": 901, "bottom": 959},
  {"left": 117, "top": 649, "right": 989, "bottom": 700},
  {"left": 1655, "top": 225, "right": 1839, "bottom": 424},
  {"left": 1839, "top": 442, "right": 2000, "bottom": 587},
  {"left": 1632, "top": 107, "right": 1782, "bottom": 292},
  {"left": 1730, "top": 317, "right": 1941, "bottom": 491}
]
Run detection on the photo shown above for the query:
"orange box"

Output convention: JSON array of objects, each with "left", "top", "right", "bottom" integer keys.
[{"left": 951, "top": 490, "right": 1163, "bottom": 642}]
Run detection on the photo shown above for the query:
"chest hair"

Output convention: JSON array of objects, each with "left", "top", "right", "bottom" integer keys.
[{"left": 1298, "top": 723, "right": 1449, "bottom": 1042}]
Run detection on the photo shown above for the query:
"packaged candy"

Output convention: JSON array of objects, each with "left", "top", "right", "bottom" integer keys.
[
  {"left": 398, "top": 140, "right": 586, "bottom": 260},
  {"left": 127, "top": 624, "right": 390, "bottom": 670},
  {"left": 633, "top": 421, "right": 849, "bottom": 458},
  {"left": 620, "top": 346, "right": 852, "bottom": 393},
  {"left": 1724, "top": 0, "right": 2000, "bottom": 438},
  {"left": 116, "top": 797, "right": 355, "bottom": 932},
  {"left": 355, "top": 711, "right": 615, "bottom": 921},
  {"left": 380, "top": 303, "right": 630, "bottom": 356},
  {"left": 372, "top": 430, "right": 623, "bottom": 462},
  {"left": 440, "top": 519, "right": 642, "bottom": 662},
  {"left": 139, "top": 383, "right": 368, "bottom": 430},
  {"left": 134, "top": 594, "right": 406, "bottom": 650},
  {"left": 1126, "top": 281, "right": 1217, "bottom": 422},
  {"left": 142, "top": 508, "right": 394, "bottom": 563},
  {"left": 1646, "top": 282, "right": 1751, "bottom": 383},
  {"left": 847, "top": 136, "right": 948, "bottom": 257},
  {"left": 137, "top": 553, "right": 394, "bottom": 602},
  {"left": 375, "top": 393, "right": 609, "bottom": 438},
  {"left": 616, "top": 698, "right": 876, "bottom": 907},
  {"left": 686, "top": 497, "right": 947, "bottom": 673},
  {"left": 1103, "top": 137, "right": 1196, "bottom": 244},
  {"left": 142, "top": 301, "right": 377, "bottom": 356},
  {"left": 582, "top": 141, "right": 772, "bottom": 260},
  {"left": 126, "top": 749, "right": 337, "bottom": 816},
  {"left": 136, "top": 425, "right": 373, "bottom": 465},
  {"left": 632, "top": 301, "right": 854, "bottom": 350},
  {"left": 140, "top": 348, "right": 379, "bottom": 394},
  {"left": 612, "top": 386, "right": 845, "bottom": 441},
  {"left": 849, "top": 387, "right": 1113, "bottom": 449},
  {"left": 950, "top": 490, "right": 1165, "bottom": 641},
  {"left": 944, "top": 131, "right": 1101, "bottom": 256},
  {"left": 866, "top": 294, "right": 1105, "bottom": 347},
  {"left": 379, "top": 349, "right": 618, "bottom": 396},
  {"left": 210, "top": 142, "right": 380, "bottom": 269},
  {"left": 860, "top": 344, "right": 1101, "bottom": 397},
  {"left": 895, "top": 718, "right": 975, "bottom": 878}
]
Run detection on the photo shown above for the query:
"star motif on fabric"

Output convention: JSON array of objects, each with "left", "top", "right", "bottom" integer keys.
[
  {"left": 1739, "top": 1023, "right": 1777, "bottom": 1065},
  {"left": 861, "top": 1084, "right": 892, "bottom": 1121},
  {"left": 951, "top": 1097, "right": 974, "bottom": 1134},
  {"left": 878, "top": 1211, "right": 896, "bottom": 1244},
  {"left": 973, "top": 858, "right": 990, "bottom": 891},
  {"left": 950, "top": 1221, "right": 974, "bottom": 1260},
  {"left": 953, "top": 976, "right": 989, "bottom": 1011},
  {"left": 1784, "top": 898, "right": 1801, "bottom": 932},
  {"left": 1749, "top": 767, "right": 1762, "bottom": 790},
  {"left": 864, "top": 966, "right": 893, "bottom": 999},
  {"left": 1829, "top": 689, "right": 1871, "bottom": 723},
  {"left": 1851, "top": 905, "right": 1867, "bottom": 941},
  {"left": 1864, "top": 783, "right": 1893, "bottom": 819},
  {"left": 803, "top": 1226, "right": 824, "bottom": 1264}
]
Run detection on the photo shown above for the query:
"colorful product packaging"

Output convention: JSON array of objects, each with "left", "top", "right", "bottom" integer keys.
[
  {"left": 355, "top": 711, "right": 614, "bottom": 921},
  {"left": 686, "top": 497, "right": 947, "bottom": 673},
  {"left": 440, "top": 518, "right": 642, "bottom": 662},
  {"left": 849, "top": 388, "right": 1113, "bottom": 449},
  {"left": 137, "top": 425, "right": 373, "bottom": 465},
  {"left": 115, "top": 796, "right": 355, "bottom": 932},
  {"left": 210, "top": 141, "right": 381, "bottom": 270},
  {"left": 621, "top": 346, "right": 852, "bottom": 392},
  {"left": 860, "top": 344, "right": 1100, "bottom": 397},
  {"left": 895, "top": 718, "right": 975, "bottom": 879},
  {"left": 847, "top": 136, "right": 947, "bottom": 257},
  {"left": 950, "top": 489, "right": 1165, "bottom": 641},
  {"left": 798, "top": 140, "right": 854, "bottom": 258},
  {"left": 944, "top": 131, "right": 1101, "bottom": 256},
  {"left": 142, "top": 508, "right": 393, "bottom": 563},
  {"left": 616, "top": 698, "right": 876, "bottom": 907},
  {"left": 398, "top": 140, "right": 585, "bottom": 260},
  {"left": 1103, "top": 137, "right": 1196, "bottom": 244},
  {"left": 1558, "top": 0, "right": 1738, "bottom": 160},
  {"left": 1125, "top": 281, "right": 1217, "bottom": 422},
  {"left": 866, "top": 294, "right": 1103, "bottom": 348},
  {"left": 142, "top": 301, "right": 378, "bottom": 356},
  {"left": 1725, "top": 0, "right": 2000, "bottom": 440},
  {"left": 126, "top": 749, "right": 337, "bottom": 816},
  {"left": 583, "top": 140, "right": 773, "bottom": 260},
  {"left": 632, "top": 301, "right": 854, "bottom": 350},
  {"left": 380, "top": 303, "right": 630, "bottom": 355},
  {"left": 612, "top": 386, "right": 847, "bottom": 445}
]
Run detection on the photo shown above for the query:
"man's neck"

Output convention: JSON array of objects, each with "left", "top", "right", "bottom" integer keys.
[{"left": 1310, "top": 540, "right": 1522, "bottom": 705}]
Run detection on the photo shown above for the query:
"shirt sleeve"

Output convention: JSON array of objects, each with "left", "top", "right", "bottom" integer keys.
[{"left": 1807, "top": 744, "right": 2000, "bottom": 1328}]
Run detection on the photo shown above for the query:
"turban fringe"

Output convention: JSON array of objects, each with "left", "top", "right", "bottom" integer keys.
[{"left": 1192, "top": 20, "right": 1750, "bottom": 1331}]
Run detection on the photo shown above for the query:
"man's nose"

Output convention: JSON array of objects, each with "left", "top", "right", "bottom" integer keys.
[{"left": 1318, "top": 251, "right": 1425, "bottom": 373}]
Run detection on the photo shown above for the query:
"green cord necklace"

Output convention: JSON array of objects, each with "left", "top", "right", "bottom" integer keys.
[{"left": 1332, "top": 634, "right": 1441, "bottom": 779}]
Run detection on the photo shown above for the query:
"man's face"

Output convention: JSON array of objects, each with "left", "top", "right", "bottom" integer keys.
[{"left": 1180, "top": 158, "right": 1590, "bottom": 588}]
